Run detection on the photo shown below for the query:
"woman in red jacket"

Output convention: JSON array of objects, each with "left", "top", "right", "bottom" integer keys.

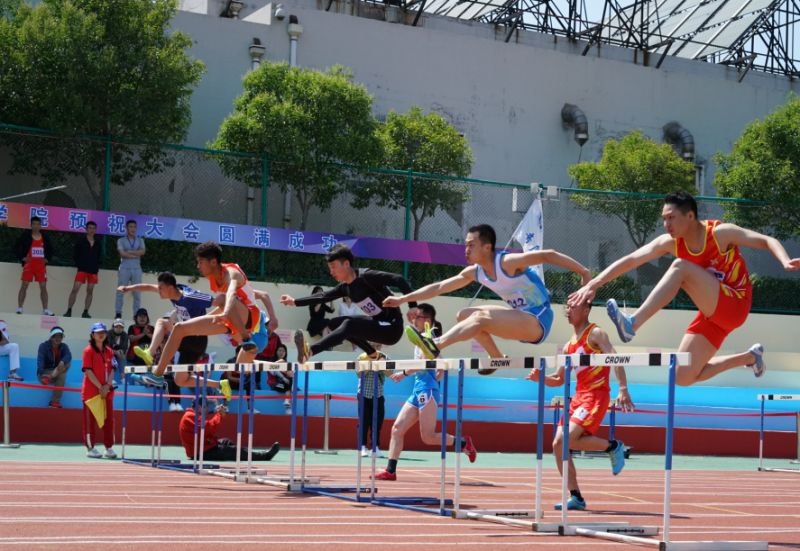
[{"left": 82, "top": 322, "right": 116, "bottom": 459}]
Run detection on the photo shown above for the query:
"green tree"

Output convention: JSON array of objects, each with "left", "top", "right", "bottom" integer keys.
[
  {"left": 0, "top": 0, "right": 204, "bottom": 208},
  {"left": 352, "top": 107, "right": 473, "bottom": 241},
  {"left": 568, "top": 131, "right": 696, "bottom": 248},
  {"left": 212, "top": 63, "right": 382, "bottom": 230},
  {"left": 714, "top": 96, "right": 800, "bottom": 240}
]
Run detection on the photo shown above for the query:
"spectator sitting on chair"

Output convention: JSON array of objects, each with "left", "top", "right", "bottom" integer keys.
[
  {"left": 306, "top": 286, "right": 334, "bottom": 339},
  {"left": 14, "top": 215, "right": 54, "bottom": 316},
  {"left": 108, "top": 318, "right": 128, "bottom": 385},
  {"left": 37, "top": 326, "right": 71, "bottom": 408},
  {"left": 126, "top": 309, "right": 153, "bottom": 366},
  {"left": 179, "top": 398, "right": 280, "bottom": 461},
  {"left": 265, "top": 344, "right": 293, "bottom": 413},
  {"left": 65, "top": 221, "right": 101, "bottom": 318},
  {"left": 221, "top": 349, "right": 260, "bottom": 412},
  {"left": 0, "top": 320, "right": 23, "bottom": 381}
]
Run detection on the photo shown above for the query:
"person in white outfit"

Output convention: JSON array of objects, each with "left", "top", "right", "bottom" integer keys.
[{"left": 0, "top": 320, "right": 23, "bottom": 381}]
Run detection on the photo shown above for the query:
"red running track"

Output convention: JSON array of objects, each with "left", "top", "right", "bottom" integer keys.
[{"left": 0, "top": 462, "right": 799, "bottom": 549}]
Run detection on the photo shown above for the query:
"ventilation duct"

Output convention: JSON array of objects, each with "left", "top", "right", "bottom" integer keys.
[
  {"left": 561, "top": 104, "right": 589, "bottom": 147},
  {"left": 663, "top": 122, "right": 695, "bottom": 162}
]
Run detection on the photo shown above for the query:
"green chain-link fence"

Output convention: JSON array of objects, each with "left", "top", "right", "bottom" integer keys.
[{"left": 1, "top": 123, "right": 797, "bottom": 312}]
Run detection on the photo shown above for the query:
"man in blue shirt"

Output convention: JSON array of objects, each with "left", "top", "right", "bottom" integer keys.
[{"left": 37, "top": 326, "right": 72, "bottom": 408}]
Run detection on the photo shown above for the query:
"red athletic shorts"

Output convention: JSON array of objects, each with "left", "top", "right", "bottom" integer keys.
[
  {"left": 560, "top": 389, "right": 611, "bottom": 436},
  {"left": 21, "top": 262, "right": 46, "bottom": 282},
  {"left": 686, "top": 284, "right": 751, "bottom": 349},
  {"left": 75, "top": 271, "right": 99, "bottom": 285}
]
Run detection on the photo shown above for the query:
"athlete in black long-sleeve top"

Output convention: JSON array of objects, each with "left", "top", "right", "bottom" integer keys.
[{"left": 280, "top": 245, "right": 419, "bottom": 362}]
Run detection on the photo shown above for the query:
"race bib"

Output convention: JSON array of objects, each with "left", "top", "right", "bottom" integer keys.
[
  {"left": 706, "top": 267, "right": 725, "bottom": 282},
  {"left": 30, "top": 246, "right": 45, "bottom": 258},
  {"left": 356, "top": 297, "right": 382, "bottom": 316},
  {"left": 573, "top": 406, "right": 590, "bottom": 421},
  {"left": 505, "top": 292, "right": 528, "bottom": 310},
  {"left": 417, "top": 391, "right": 428, "bottom": 406}
]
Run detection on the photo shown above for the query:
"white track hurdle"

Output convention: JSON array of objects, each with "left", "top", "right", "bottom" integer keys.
[{"left": 757, "top": 393, "right": 800, "bottom": 474}]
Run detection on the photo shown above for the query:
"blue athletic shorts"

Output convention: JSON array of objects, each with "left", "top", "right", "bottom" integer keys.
[
  {"left": 521, "top": 304, "right": 553, "bottom": 344},
  {"left": 407, "top": 388, "right": 441, "bottom": 409}
]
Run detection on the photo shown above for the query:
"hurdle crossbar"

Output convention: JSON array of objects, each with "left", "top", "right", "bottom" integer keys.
[{"left": 556, "top": 352, "right": 690, "bottom": 368}]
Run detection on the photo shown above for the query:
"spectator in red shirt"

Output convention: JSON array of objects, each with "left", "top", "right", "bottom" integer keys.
[
  {"left": 82, "top": 322, "right": 116, "bottom": 459},
  {"left": 179, "top": 398, "right": 279, "bottom": 461},
  {"left": 65, "top": 221, "right": 101, "bottom": 319},
  {"left": 14, "top": 216, "right": 54, "bottom": 315}
]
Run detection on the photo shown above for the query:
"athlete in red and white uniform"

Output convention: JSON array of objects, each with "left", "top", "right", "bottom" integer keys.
[
  {"left": 570, "top": 191, "right": 800, "bottom": 386},
  {"left": 528, "top": 300, "right": 633, "bottom": 510},
  {"left": 14, "top": 216, "right": 54, "bottom": 315}
]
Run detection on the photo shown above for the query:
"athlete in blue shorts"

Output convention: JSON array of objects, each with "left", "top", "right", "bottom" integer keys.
[
  {"left": 375, "top": 304, "right": 477, "bottom": 481},
  {"left": 384, "top": 224, "right": 590, "bottom": 374}
]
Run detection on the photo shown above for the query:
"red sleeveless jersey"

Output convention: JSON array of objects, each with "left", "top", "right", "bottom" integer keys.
[
  {"left": 565, "top": 323, "right": 610, "bottom": 393},
  {"left": 208, "top": 263, "right": 257, "bottom": 307},
  {"left": 675, "top": 220, "right": 751, "bottom": 299}
]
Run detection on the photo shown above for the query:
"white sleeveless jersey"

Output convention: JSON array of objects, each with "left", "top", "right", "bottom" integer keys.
[{"left": 475, "top": 252, "right": 550, "bottom": 316}]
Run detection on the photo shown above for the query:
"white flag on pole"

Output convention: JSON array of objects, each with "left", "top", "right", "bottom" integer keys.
[{"left": 512, "top": 197, "right": 544, "bottom": 283}]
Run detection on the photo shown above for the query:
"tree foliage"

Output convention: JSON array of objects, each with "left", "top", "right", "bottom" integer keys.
[
  {"left": 567, "top": 131, "right": 696, "bottom": 248},
  {"left": 351, "top": 106, "right": 473, "bottom": 241},
  {"left": 212, "top": 62, "right": 382, "bottom": 230},
  {"left": 0, "top": 0, "right": 205, "bottom": 208},
  {"left": 714, "top": 95, "right": 800, "bottom": 240}
]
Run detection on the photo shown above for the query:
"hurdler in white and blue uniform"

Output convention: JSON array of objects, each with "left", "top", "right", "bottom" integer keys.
[{"left": 382, "top": 224, "right": 591, "bottom": 374}]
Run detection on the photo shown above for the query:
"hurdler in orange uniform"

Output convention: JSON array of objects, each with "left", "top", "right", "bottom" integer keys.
[{"left": 528, "top": 300, "right": 634, "bottom": 511}]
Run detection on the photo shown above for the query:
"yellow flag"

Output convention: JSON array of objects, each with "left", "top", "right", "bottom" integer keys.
[{"left": 84, "top": 395, "right": 107, "bottom": 428}]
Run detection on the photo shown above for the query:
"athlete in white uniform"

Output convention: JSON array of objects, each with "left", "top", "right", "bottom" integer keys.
[{"left": 384, "top": 224, "right": 591, "bottom": 372}]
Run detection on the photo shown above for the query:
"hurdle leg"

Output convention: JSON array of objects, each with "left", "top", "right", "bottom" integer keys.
[
  {"left": 246, "top": 367, "right": 255, "bottom": 481},
  {"left": 198, "top": 365, "right": 208, "bottom": 471},
  {"left": 453, "top": 360, "right": 465, "bottom": 513},
  {"left": 560, "top": 356, "right": 573, "bottom": 530},
  {"left": 121, "top": 373, "right": 129, "bottom": 460},
  {"left": 355, "top": 373, "right": 364, "bottom": 501},
  {"left": 235, "top": 364, "right": 245, "bottom": 480},
  {"left": 192, "top": 372, "right": 200, "bottom": 473},
  {"left": 156, "top": 387, "right": 165, "bottom": 466},
  {"left": 288, "top": 363, "right": 298, "bottom": 489},
  {"left": 535, "top": 357, "right": 546, "bottom": 522},
  {"left": 758, "top": 398, "right": 765, "bottom": 471},
  {"left": 439, "top": 369, "right": 449, "bottom": 515},
  {"left": 662, "top": 354, "right": 677, "bottom": 542},
  {"left": 301, "top": 371, "right": 309, "bottom": 489},
  {"left": 370, "top": 370, "right": 378, "bottom": 498},
  {"left": 149, "top": 387, "right": 157, "bottom": 467}
]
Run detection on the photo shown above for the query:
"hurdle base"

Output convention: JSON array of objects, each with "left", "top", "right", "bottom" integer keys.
[
  {"left": 301, "top": 485, "right": 364, "bottom": 493},
  {"left": 314, "top": 450, "right": 339, "bottom": 455},
  {"left": 0, "top": 443, "right": 20, "bottom": 448},
  {"left": 453, "top": 509, "right": 536, "bottom": 519},
  {"left": 659, "top": 541, "right": 768, "bottom": 551},
  {"left": 561, "top": 523, "right": 660, "bottom": 537},
  {"left": 372, "top": 496, "right": 452, "bottom": 506},
  {"left": 758, "top": 466, "right": 800, "bottom": 473}
]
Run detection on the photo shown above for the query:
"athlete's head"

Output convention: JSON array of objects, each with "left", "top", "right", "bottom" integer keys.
[
  {"left": 30, "top": 216, "right": 42, "bottom": 232},
  {"left": 414, "top": 303, "right": 443, "bottom": 336},
  {"left": 662, "top": 191, "right": 698, "bottom": 238},
  {"left": 465, "top": 224, "right": 496, "bottom": 263},
  {"left": 565, "top": 299, "right": 592, "bottom": 327},
  {"left": 326, "top": 244, "right": 355, "bottom": 282},
  {"left": 156, "top": 272, "right": 179, "bottom": 299},
  {"left": 195, "top": 241, "right": 223, "bottom": 277}
]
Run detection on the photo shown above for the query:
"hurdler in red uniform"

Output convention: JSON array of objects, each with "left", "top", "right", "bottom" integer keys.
[
  {"left": 13, "top": 215, "right": 54, "bottom": 315},
  {"left": 528, "top": 300, "right": 634, "bottom": 511}
]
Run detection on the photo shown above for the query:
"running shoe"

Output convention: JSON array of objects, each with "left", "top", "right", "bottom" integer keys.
[
  {"left": 463, "top": 435, "right": 478, "bottom": 463},
  {"left": 294, "top": 330, "right": 310, "bottom": 364},
  {"left": 133, "top": 345, "right": 154, "bottom": 367},
  {"left": 86, "top": 447, "right": 102, "bottom": 459},
  {"left": 103, "top": 448, "right": 118, "bottom": 459},
  {"left": 606, "top": 299, "right": 636, "bottom": 343},
  {"left": 405, "top": 325, "right": 440, "bottom": 359},
  {"left": 374, "top": 469, "right": 397, "bottom": 481},
  {"left": 42, "top": 309, "right": 54, "bottom": 316},
  {"left": 747, "top": 343, "right": 766, "bottom": 378},
  {"left": 7, "top": 371, "right": 23, "bottom": 382},
  {"left": 48, "top": 400, "right": 62, "bottom": 408},
  {"left": 219, "top": 379, "right": 232, "bottom": 402},
  {"left": 360, "top": 446, "right": 370, "bottom": 457},
  {"left": 554, "top": 495, "right": 586, "bottom": 511},
  {"left": 140, "top": 373, "right": 166, "bottom": 388},
  {"left": 609, "top": 440, "right": 626, "bottom": 476}
]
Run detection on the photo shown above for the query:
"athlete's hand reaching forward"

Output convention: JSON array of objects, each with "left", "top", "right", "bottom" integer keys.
[
  {"left": 280, "top": 295, "right": 296, "bottom": 307},
  {"left": 382, "top": 295, "right": 404, "bottom": 308},
  {"left": 784, "top": 258, "right": 800, "bottom": 271},
  {"left": 568, "top": 283, "right": 597, "bottom": 308}
]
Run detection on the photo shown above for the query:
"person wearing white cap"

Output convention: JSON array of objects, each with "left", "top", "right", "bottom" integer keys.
[
  {"left": 0, "top": 320, "right": 23, "bottom": 381},
  {"left": 108, "top": 319, "right": 129, "bottom": 385},
  {"left": 82, "top": 322, "right": 117, "bottom": 459},
  {"left": 36, "top": 326, "right": 71, "bottom": 408}
]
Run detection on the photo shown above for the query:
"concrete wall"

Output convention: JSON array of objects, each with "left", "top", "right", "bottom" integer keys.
[{"left": 1, "top": 260, "right": 797, "bottom": 388}]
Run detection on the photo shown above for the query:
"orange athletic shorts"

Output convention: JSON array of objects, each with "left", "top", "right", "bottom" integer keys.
[
  {"left": 686, "top": 284, "right": 751, "bottom": 349},
  {"left": 21, "top": 263, "right": 46, "bottom": 282},
  {"left": 560, "top": 389, "right": 611, "bottom": 436}
]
